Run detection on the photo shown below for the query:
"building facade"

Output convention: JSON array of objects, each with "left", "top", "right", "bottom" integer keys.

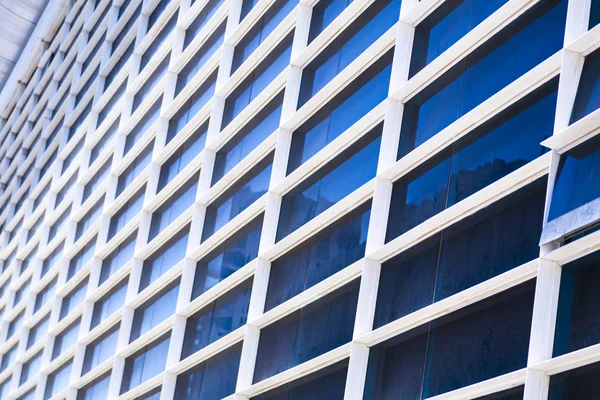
[{"left": 0, "top": 0, "right": 599, "bottom": 398}]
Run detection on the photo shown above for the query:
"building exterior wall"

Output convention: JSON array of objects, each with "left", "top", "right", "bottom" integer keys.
[{"left": 0, "top": 0, "right": 598, "bottom": 399}]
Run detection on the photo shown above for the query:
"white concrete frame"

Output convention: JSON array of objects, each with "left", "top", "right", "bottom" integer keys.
[{"left": 0, "top": 0, "right": 597, "bottom": 399}]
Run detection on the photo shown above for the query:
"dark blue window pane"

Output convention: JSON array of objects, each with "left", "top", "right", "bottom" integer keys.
[
  {"left": 202, "top": 155, "right": 272, "bottom": 241},
  {"left": 84, "top": 157, "right": 112, "bottom": 201},
  {"left": 193, "top": 216, "right": 262, "bottom": 298},
  {"left": 77, "top": 373, "right": 111, "bottom": 400},
  {"left": 82, "top": 324, "right": 120, "bottom": 374},
  {"left": 60, "top": 279, "right": 88, "bottom": 320},
  {"left": 398, "top": 0, "right": 567, "bottom": 159},
  {"left": 223, "top": 34, "right": 293, "bottom": 128},
  {"left": 168, "top": 70, "right": 217, "bottom": 140},
  {"left": 266, "top": 202, "right": 370, "bottom": 311},
  {"left": 174, "top": 342, "right": 242, "bottom": 399},
  {"left": 308, "top": 0, "right": 352, "bottom": 43},
  {"left": 68, "top": 238, "right": 96, "bottom": 279},
  {"left": 182, "top": 279, "right": 252, "bottom": 358},
  {"left": 548, "top": 136, "right": 600, "bottom": 221},
  {"left": 92, "top": 116, "right": 120, "bottom": 162},
  {"left": 231, "top": 0, "right": 297, "bottom": 72},
  {"left": 108, "top": 186, "right": 145, "bottom": 240},
  {"left": 117, "top": 141, "right": 154, "bottom": 196},
  {"left": 112, "top": 5, "right": 141, "bottom": 54},
  {"left": 410, "top": 0, "right": 508, "bottom": 77},
  {"left": 140, "top": 12, "right": 177, "bottom": 70},
  {"left": 159, "top": 122, "right": 207, "bottom": 190},
  {"left": 149, "top": 173, "right": 198, "bottom": 240},
  {"left": 148, "top": 0, "right": 171, "bottom": 31},
  {"left": 290, "top": 51, "right": 391, "bottom": 172},
  {"left": 176, "top": 23, "right": 225, "bottom": 96},
  {"left": 184, "top": 0, "right": 225, "bottom": 49},
  {"left": 140, "top": 227, "right": 189, "bottom": 290},
  {"left": 252, "top": 360, "right": 348, "bottom": 400},
  {"left": 121, "top": 334, "right": 170, "bottom": 394},
  {"left": 387, "top": 80, "right": 557, "bottom": 240},
  {"left": 213, "top": 92, "right": 283, "bottom": 184},
  {"left": 130, "top": 280, "right": 180, "bottom": 341},
  {"left": 570, "top": 48, "right": 600, "bottom": 124},
  {"left": 253, "top": 280, "right": 359, "bottom": 383},
  {"left": 91, "top": 279, "right": 128, "bottom": 328},
  {"left": 240, "top": 0, "right": 259, "bottom": 21},
  {"left": 375, "top": 178, "right": 545, "bottom": 328},
  {"left": 474, "top": 387, "right": 524, "bottom": 400},
  {"left": 554, "top": 250, "right": 600, "bottom": 357},
  {"left": 299, "top": 0, "right": 399, "bottom": 106},
  {"left": 100, "top": 232, "right": 136, "bottom": 284},
  {"left": 591, "top": 0, "right": 600, "bottom": 29},
  {"left": 366, "top": 281, "right": 535, "bottom": 399},
  {"left": 44, "top": 360, "right": 73, "bottom": 399},
  {"left": 549, "top": 361, "right": 600, "bottom": 399},
  {"left": 124, "top": 98, "right": 161, "bottom": 155},
  {"left": 132, "top": 54, "right": 170, "bottom": 112},
  {"left": 52, "top": 320, "right": 80, "bottom": 360},
  {"left": 277, "top": 127, "right": 381, "bottom": 241}
]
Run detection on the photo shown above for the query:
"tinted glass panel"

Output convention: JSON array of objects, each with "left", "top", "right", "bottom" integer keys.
[{"left": 570, "top": 48, "right": 600, "bottom": 124}]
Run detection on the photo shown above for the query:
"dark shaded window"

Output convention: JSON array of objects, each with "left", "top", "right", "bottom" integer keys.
[
  {"left": 132, "top": 54, "right": 170, "bottom": 112},
  {"left": 149, "top": 173, "right": 198, "bottom": 240},
  {"left": 277, "top": 126, "right": 381, "bottom": 241},
  {"left": 174, "top": 342, "right": 242, "bottom": 398},
  {"left": 308, "top": 0, "right": 352, "bottom": 43},
  {"left": 77, "top": 372, "right": 111, "bottom": 400},
  {"left": 253, "top": 280, "right": 359, "bottom": 383},
  {"left": 570, "top": 48, "right": 600, "bottom": 124},
  {"left": 124, "top": 99, "right": 161, "bottom": 155},
  {"left": 193, "top": 216, "right": 262, "bottom": 298},
  {"left": 398, "top": 0, "right": 567, "bottom": 159},
  {"left": 120, "top": 334, "right": 170, "bottom": 394},
  {"left": 91, "top": 279, "right": 128, "bottom": 329},
  {"left": 140, "top": 11, "right": 177, "bottom": 70},
  {"left": 159, "top": 122, "right": 207, "bottom": 190},
  {"left": 82, "top": 324, "right": 120, "bottom": 374},
  {"left": 184, "top": 0, "right": 225, "bottom": 49},
  {"left": 376, "top": 178, "right": 545, "bottom": 328},
  {"left": 140, "top": 226, "right": 189, "bottom": 290},
  {"left": 387, "top": 80, "right": 556, "bottom": 241},
  {"left": 117, "top": 141, "right": 153, "bottom": 196},
  {"left": 266, "top": 201, "right": 370, "bottom": 310},
  {"left": 44, "top": 360, "right": 73, "bottom": 399},
  {"left": 182, "top": 278, "right": 252, "bottom": 358},
  {"left": 52, "top": 319, "right": 80, "bottom": 360},
  {"left": 591, "top": 0, "right": 600, "bottom": 29},
  {"left": 365, "top": 281, "right": 535, "bottom": 399},
  {"left": 108, "top": 186, "right": 145, "bottom": 240},
  {"left": 130, "top": 281, "right": 180, "bottom": 342},
  {"left": 549, "top": 361, "right": 600, "bottom": 399},
  {"left": 100, "top": 232, "right": 136, "bottom": 284}
]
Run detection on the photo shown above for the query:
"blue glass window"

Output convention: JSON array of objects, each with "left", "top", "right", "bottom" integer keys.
[
  {"left": 76, "top": 197, "right": 104, "bottom": 240},
  {"left": 13, "top": 278, "right": 31, "bottom": 307},
  {"left": 149, "top": 173, "right": 198, "bottom": 240},
  {"left": 91, "top": 279, "right": 128, "bottom": 329},
  {"left": 549, "top": 361, "right": 600, "bottom": 399},
  {"left": 182, "top": 278, "right": 252, "bottom": 358},
  {"left": 398, "top": 0, "right": 567, "bottom": 159},
  {"left": 35, "top": 278, "right": 57, "bottom": 312},
  {"left": 176, "top": 22, "right": 225, "bottom": 96},
  {"left": 112, "top": 6, "right": 140, "bottom": 55},
  {"left": 554, "top": 249, "right": 600, "bottom": 357},
  {"left": 82, "top": 324, "right": 120, "bottom": 374},
  {"left": 120, "top": 334, "right": 170, "bottom": 394},
  {"left": 52, "top": 319, "right": 80, "bottom": 360},
  {"left": 77, "top": 372, "right": 111, "bottom": 400},
  {"left": 20, "top": 351, "right": 42, "bottom": 385},
  {"left": 591, "top": 0, "right": 600, "bottom": 29},
  {"left": 231, "top": 0, "right": 297, "bottom": 72},
  {"left": 6, "top": 311, "right": 24, "bottom": 340},
  {"left": 277, "top": 127, "right": 381, "bottom": 241},
  {"left": 213, "top": 92, "right": 283, "bottom": 185},
  {"left": 159, "top": 123, "right": 207, "bottom": 190},
  {"left": 48, "top": 206, "right": 71, "bottom": 242},
  {"left": 83, "top": 157, "right": 112, "bottom": 201},
  {"left": 130, "top": 280, "right": 179, "bottom": 341},
  {"left": 299, "top": 0, "right": 399, "bottom": 106},
  {"left": 106, "top": 42, "right": 135, "bottom": 89},
  {"left": 60, "top": 278, "right": 88, "bottom": 319},
  {"left": 308, "top": 0, "right": 352, "bottom": 43},
  {"left": 118, "top": 142, "right": 154, "bottom": 196},
  {"left": 266, "top": 202, "right": 370, "bottom": 310},
  {"left": 91, "top": 116, "right": 120, "bottom": 162},
  {"left": 132, "top": 54, "right": 170, "bottom": 112},
  {"left": 547, "top": 137, "right": 600, "bottom": 223},
  {"left": 174, "top": 343, "right": 242, "bottom": 398},
  {"left": 223, "top": 33, "right": 293, "bottom": 128},
  {"left": 365, "top": 281, "right": 535, "bottom": 399},
  {"left": 124, "top": 98, "right": 161, "bottom": 155},
  {"left": 570, "top": 48, "right": 600, "bottom": 124},
  {"left": 27, "top": 314, "right": 50, "bottom": 348},
  {"left": 0, "top": 346, "right": 16, "bottom": 372},
  {"left": 386, "top": 80, "right": 556, "bottom": 241},
  {"left": 375, "top": 179, "right": 545, "bottom": 328},
  {"left": 409, "top": 0, "right": 508, "bottom": 77},
  {"left": 100, "top": 232, "right": 136, "bottom": 284},
  {"left": 108, "top": 186, "right": 145, "bottom": 240},
  {"left": 140, "top": 11, "right": 178, "bottom": 70},
  {"left": 68, "top": 237, "right": 96, "bottom": 279},
  {"left": 202, "top": 154, "right": 272, "bottom": 241},
  {"left": 148, "top": 0, "right": 171, "bottom": 31},
  {"left": 140, "top": 227, "right": 189, "bottom": 290},
  {"left": 69, "top": 101, "right": 92, "bottom": 140},
  {"left": 135, "top": 388, "right": 161, "bottom": 400},
  {"left": 168, "top": 70, "right": 217, "bottom": 140},
  {"left": 184, "top": 0, "right": 225, "bottom": 49},
  {"left": 253, "top": 280, "right": 359, "bottom": 382},
  {"left": 289, "top": 51, "right": 391, "bottom": 172},
  {"left": 240, "top": 0, "right": 259, "bottom": 21},
  {"left": 44, "top": 360, "right": 73, "bottom": 399},
  {"left": 252, "top": 360, "right": 348, "bottom": 400},
  {"left": 474, "top": 388, "right": 524, "bottom": 400},
  {"left": 76, "top": 66, "right": 99, "bottom": 104},
  {"left": 193, "top": 216, "right": 262, "bottom": 298}
]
